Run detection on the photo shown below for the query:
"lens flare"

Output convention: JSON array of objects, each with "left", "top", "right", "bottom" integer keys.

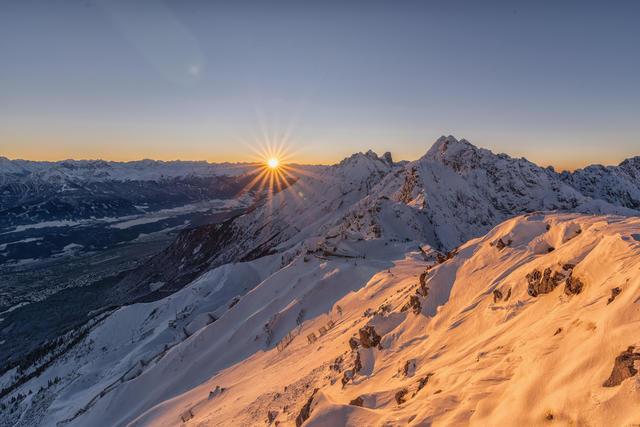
[{"left": 267, "top": 158, "right": 279, "bottom": 169}]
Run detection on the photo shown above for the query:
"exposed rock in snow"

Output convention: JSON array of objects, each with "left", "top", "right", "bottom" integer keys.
[
  {"left": 608, "top": 287, "right": 622, "bottom": 305},
  {"left": 348, "top": 396, "right": 363, "bottom": 406},
  {"left": 5, "top": 213, "right": 640, "bottom": 426},
  {"left": 602, "top": 347, "right": 640, "bottom": 387},
  {"left": 295, "top": 388, "right": 318, "bottom": 426},
  {"left": 108, "top": 136, "right": 640, "bottom": 303},
  {"left": 358, "top": 326, "right": 382, "bottom": 349},
  {"left": 564, "top": 275, "right": 585, "bottom": 295},
  {"left": 4, "top": 135, "right": 640, "bottom": 426}
]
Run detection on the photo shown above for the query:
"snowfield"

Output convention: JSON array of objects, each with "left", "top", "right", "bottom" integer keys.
[{"left": 4, "top": 213, "right": 640, "bottom": 426}]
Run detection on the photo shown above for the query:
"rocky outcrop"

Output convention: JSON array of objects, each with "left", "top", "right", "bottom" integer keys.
[
  {"left": 349, "top": 396, "right": 364, "bottom": 407},
  {"left": 401, "top": 295, "right": 422, "bottom": 315},
  {"left": 607, "top": 287, "right": 622, "bottom": 304},
  {"left": 348, "top": 337, "right": 359, "bottom": 350},
  {"left": 527, "top": 264, "right": 584, "bottom": 298},
  {"left": 416, "top": 374, "right": 433, "bottom": 393},
  {"left": 603, "top": 347, "right": 640, "bottom": 387},
  {"left": 493, "top": 289, "right": 503, "bottom": 303},
  {"left": 564, "top": 276, "right": 584, "bottom": 295},
  {"left": 354, "top": 351, "right": 362, "bottom": 373},
  {"left": 295, "top": 388, "right": 319, "bottom": 426},
  {"left": 527, "top": 268, "right": 565, "bottom": 297},
  {"left": 358, "top": 326, "right": 381, "bottom": 349},
  {"left": 395, "top": 388, "right": 408, "bottom": 404},
  {"left": 491, "top": 238, "right": 512, "bottom": 251}
]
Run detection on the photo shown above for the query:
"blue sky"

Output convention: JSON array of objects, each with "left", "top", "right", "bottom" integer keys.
[{"left": 1, "top": 0, "right": 639, "bottom": 169}]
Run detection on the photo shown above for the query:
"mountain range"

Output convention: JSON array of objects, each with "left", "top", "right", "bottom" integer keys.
[{"left": 1, "top": 136, "right": 640, "bottom": 426}]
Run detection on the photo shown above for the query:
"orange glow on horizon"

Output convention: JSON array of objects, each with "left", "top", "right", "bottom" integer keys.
[{"left": 267, "top": 158, "right": 279, "bottom": 169}]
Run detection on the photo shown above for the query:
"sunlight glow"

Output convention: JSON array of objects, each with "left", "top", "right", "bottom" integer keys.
[
  {"left": 267, "top": 158, "right": 279, "bottom": 169},
  {"left": 235, "top": 130, "right": 324, "bottom": 204}
]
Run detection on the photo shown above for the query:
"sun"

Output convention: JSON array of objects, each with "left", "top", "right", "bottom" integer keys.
[
  {"left": 238, "top": 138, "right": 318, "bottom": 197},
  {"left": 267, "top": 158, "right": 279, "bottom": 169}
]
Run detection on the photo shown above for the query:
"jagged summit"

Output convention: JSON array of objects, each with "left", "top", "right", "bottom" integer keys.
[
  {"left": 423, "top": 135, "right": 474, "bottom": 159},
  {"left": 337, "top": 149, "right": 390, "bottom": 168},
  {"left": 2, "top": 135, "right": 640, "bottom": 426},
  {"left": 619, "top": 155, "right": 640, "bottom": 174}
]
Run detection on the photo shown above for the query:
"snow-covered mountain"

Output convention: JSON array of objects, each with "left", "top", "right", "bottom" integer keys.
[
  {"left": 111, "top": 151, "right": 395, "bottom": 301},
  {"left": 0, "top": 157, "right": 251, "bottom": 183},
  {"left": 560, "top": 156, "right": 640, "bottom": 210},
  {"left": 116, "top": 136, "right": 638, "bottom": 303},
  {"left": 0, "top": 158, "right": 255, "bottom": 229},
  {"left": 2, "top": 137, "right": 640, "bottom": 426},
  {"left": 334, "top": 136, "right": 630, "bottom": 250},
  {"left": 4, "top": 213, "right": 640, "bottom": 426}
]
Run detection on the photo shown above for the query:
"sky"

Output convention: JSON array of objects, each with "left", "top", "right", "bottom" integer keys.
[{"left": 1, "top": 0, "right": 639, "bottom": 170}]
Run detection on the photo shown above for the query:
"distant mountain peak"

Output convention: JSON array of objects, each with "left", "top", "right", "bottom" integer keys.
[
  {"left": 424, "top": 135, "right": 476, "bottom": 160},
  {"left": 338, "top": 150, "right": 389, "bottom": 168},
  {"left": 620, "top": 156, "right": 640, "bottom": 175}
]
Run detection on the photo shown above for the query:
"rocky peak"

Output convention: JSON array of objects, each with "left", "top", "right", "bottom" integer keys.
[
  {"left": 620, "top": 156, "right": 640, "bottom": 179},
  {"left": 422, "top": 135, "right": 483, "bottom": 173},
  {"left": 336, "top": 150, "right": 393, "bottom": 174},
  {"left": 382, "top": 152, "right": 393, "bottom": 166}
]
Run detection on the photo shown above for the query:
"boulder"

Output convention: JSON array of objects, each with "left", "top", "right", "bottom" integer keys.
[
  {"left": 493, "top": 289, "right": 503, "bottom": 303},
  {"left": 348, "top": 337, "right": 360, "bottom": 350},
  {"left": 607, "top": 287, "right": 622, "bottom": 304},
  {"left": 349, "top": 396, "right": 364, "bottom": 407},
  {"left": 395, "top": 388, "right": 408, "bottom": 404},
  {"left": 358, "top": 326, "right": 381, "bottom": 348},
  {"left": 603, "top": 347, "right": 640, "bottom": 387},
  {"left": 564, "top": 276, "right": 584, "bottom": 295},
  {"left": 296, "top": 388, "right": 319, "bottom": 426}
]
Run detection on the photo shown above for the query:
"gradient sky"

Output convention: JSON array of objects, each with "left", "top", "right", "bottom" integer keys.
[{"left": 1, "top": 0, "right": 639, "bottom": 170}]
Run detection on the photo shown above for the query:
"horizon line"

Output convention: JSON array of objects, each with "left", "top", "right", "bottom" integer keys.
[{"left": 2, "top": 150, "right": 636, "bottom": 173}]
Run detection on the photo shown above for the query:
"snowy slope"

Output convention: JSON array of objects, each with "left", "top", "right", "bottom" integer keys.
[
  {"left": 3, "top": 137, "right": 640, "bottom": 426},
  {"left": 351, "top": 136, "right": 635, "bottom": 250},
  {"left": 7, "top": 213, "right": 639, "bottom": 426},
  {"left": 126, "top": 136, "right": 639, "bottom": 302},
  {"left": 111, "top": 151, "right": 396, "bottom": 298}
]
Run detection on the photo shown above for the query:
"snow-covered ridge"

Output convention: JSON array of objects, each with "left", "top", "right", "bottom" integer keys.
[
  {"left": 0, "top": 157, "right": 253, "bottom": 183},
  {"left": 106, "top": 136, "right": 640, "bottom": 318},
  {"left": 2, "top": 136, "right": 640, "bottom": 425},
  {"left": 561, "top": 155, "right": 640, "bottom": 210},
  {"left": 6, "top": 213, "right": 639, "bottom": 426},
  {"left": 0, "top": 158, "right": 262, "bottom": 230},
  {"left": 137, "top": 135, "right": 638, "bottom": 293}
]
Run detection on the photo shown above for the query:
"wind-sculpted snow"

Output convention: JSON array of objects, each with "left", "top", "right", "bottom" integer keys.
[
  {"left": 3, "top": 137, "right": 640, "bottom": 425},
  {"left": 8, "top": 213, "right": 640, "bottom": 426},
  {"left": 114, "top": 151, "right": 396, "bottom": 298},
  {"left": 123, "top": 136, "right": 639, "bottom": 304}
]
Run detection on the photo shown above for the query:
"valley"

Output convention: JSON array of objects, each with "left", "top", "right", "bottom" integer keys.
[{"left": 1, "top": 137, "right": 640, "bottom": 426}]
